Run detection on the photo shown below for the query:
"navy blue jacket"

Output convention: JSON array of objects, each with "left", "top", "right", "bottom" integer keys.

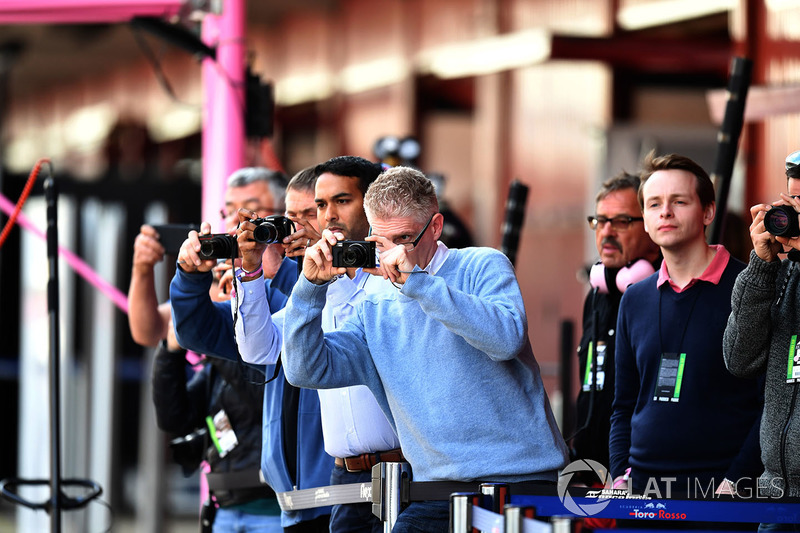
[{"left": 610, "top": 256, "right": 763, "bottom": 493}]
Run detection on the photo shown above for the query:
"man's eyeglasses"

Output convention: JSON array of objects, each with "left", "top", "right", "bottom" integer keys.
[
  {"left": 587, "top": 215, "right": 644, "bottom": 231},
  {"left": 372, "top": 214, "right": 434, "bottom": 251},
  {"left": 220, "top": 207, "right": 280, "bottom": 220}
]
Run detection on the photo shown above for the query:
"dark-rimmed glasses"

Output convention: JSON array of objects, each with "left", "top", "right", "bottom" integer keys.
[
  {"left": 587, "top": 215, "right": 644, "bottom": 231},
  {"left": 220, "top": 206, "right": 280, "bottom": 220},
  {"left": 372, "top": 214, "right": 434, "bottom": 251}
]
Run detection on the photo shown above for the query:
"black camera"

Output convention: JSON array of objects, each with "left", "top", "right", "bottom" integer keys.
[
  {"left": 332, "top": 240, "right": 376, "bottom": 268},
  {"left": 152, "top": 223, "right": 199, "bottom": 255},
  {"left": 765, "top": 205, "right": 800, "bottom": 237},
  {"left": 198, "top": 234, "right": 239, "bottom": 259},
  {"left": 251, "top": 215, "right": 295, "bottom": 244}
]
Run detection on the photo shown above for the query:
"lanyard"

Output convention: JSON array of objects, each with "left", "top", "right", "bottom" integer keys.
[
  {"left": 654, "top": 284, "right": 703, "bottom": 402},
  {"left": 658, "top": 283, "right": 704, "bottom": 356}
]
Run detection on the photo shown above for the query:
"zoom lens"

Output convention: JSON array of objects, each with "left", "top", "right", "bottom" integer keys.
[
  {"left": 198, "top": 234, "right": 238, "bottom": 259},
  {"left": 765, "top": 205, "right": 800, "bottom": 237},
  {"left": 253, "top": 222, "right": 280, "bottom": 244},
  {"left": 342, "top": 244, "right": 368, "bottom": 267}
]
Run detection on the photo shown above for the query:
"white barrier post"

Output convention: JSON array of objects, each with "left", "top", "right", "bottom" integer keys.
[
  {"left": 449, "top": 492, "right": 481, "bottom": 533},
  {"left": 551, "top": 516, "right": 575, "bottom": 533},
  {"left": 503, "top": 504, "right": 536, "bottom": 533}
]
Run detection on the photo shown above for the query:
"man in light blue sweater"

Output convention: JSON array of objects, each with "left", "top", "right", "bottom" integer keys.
[{"left": 282, "top": 166, "right": 569, "bottom": 532}]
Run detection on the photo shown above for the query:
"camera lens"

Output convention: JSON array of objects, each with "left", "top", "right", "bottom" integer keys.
[
  {"left": 342, "top": 244, "right": 368, "bottom": 266},
  {"left": 199, "top": 235, "right": 238, "bottom": 259},
  {"left": 765, "top": 205, "right": 800, "bottom": 237},
  {"left": 768, "top": 210, "right": 789, "bottom": 230},
  {"left": 253, "top": 222, "right": 279, "bottom": 243}
]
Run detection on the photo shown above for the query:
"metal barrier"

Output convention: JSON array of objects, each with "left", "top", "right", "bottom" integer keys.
[
  {"left": 503, "top": 505, "right": 537, "bottom": 533},
  {"left": 447, "top": 484, "right": 554, "bottom": 533},
  {"left": 371, "top": 461, "right": 412, "bottom": 532},
  {"left": 277, "top": 462, "right": 800, "bottom": 531}
]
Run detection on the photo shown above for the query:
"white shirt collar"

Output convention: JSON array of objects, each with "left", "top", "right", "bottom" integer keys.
[{"left": 424, "top": 241, "right": 450, "bottom": 275}]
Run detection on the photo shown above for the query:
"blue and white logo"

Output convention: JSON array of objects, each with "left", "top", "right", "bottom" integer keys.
[{"left": 557, "top": 459, "right": 613, "bottom": 516}]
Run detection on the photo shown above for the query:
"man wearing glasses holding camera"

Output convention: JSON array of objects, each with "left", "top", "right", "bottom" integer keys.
[
  {"left": 724, "top": 151, "right": 800, "bottom": 524},
  {"left": 571, "top": 172, "right": 660, "bottom": 477},
  {"left": 170, "top": 167, "right": 334, "bottom": 531},
  {"left": 280, "top": 166, "right": 568, "bottom": 532}
]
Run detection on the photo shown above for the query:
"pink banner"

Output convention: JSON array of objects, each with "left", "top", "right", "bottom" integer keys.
[{"left": 0, "top": 0, "right": 183, "bottom": 24}]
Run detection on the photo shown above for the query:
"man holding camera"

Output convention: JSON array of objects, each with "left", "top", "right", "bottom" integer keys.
[
  {"left": 724, "top": 151, "right": 800, "bottom": 514},
  {"left": 130, "top": 167, "right": 291, "bottom": 531},
  {"left": 277, "top": 166, "right": 568, "bottom": 532},
  {"left": 171, "top": 167, "right": 333, "bottom": 531},
  {"left": 609, "top": 152, "right": 762, "bottom": 501},
  {"left": 235, "top": 155, "right": 400, "bottom": 533}
]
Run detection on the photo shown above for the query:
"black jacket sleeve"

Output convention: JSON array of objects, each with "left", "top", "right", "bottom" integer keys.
[{"left": 151, "top": 340, "right": 209, "bottom": 436}]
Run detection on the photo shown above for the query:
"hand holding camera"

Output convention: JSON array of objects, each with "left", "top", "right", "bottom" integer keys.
[
  {"left": 364, "top": 234, "right": 416, "bottom": 286},
  {"left": 751, "top": 193, "right": 800, "bottom": 263},
  {"left": 303, "top": 229, "right": 351, "bottom": 284},
  {"left": 177, "top": 222, "right": 219, "bottom": 274},
  {"left": 283, "top": 215, "right": 322, "bottom": 259},
  {"left": 133, "top": 224, "right": 166, "bottom": 275},
  {"left": 236, "top": 209, "right": 298, "bottom": 274}
]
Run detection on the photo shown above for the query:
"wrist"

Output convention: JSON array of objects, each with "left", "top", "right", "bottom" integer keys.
[
  {"left": 132, "top": 264, "right": 156, "bottom": 277},
  {"left": 241, "top": 261, "right": 263, "bottom": 274},
  {"left": 236, "top": 263, "right": 263, "bottom": 282}
]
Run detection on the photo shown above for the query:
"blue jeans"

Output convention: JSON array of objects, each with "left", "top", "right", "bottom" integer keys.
[
  {"left": 392, "top": 501, "right": 449, "bottom": 533},
  {"left": 329, "top": 465, "right": 383, "bottom": 533},
  {"left": 212, "top": 507, "right": 283, "bottom": 533}
]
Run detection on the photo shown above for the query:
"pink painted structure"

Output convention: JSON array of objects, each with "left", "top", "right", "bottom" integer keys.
[
  {"left": 0, "top": 0, "right": 248, "bottom": 515},
  {"left": 0, "top": 0, "right": 247, "bottom": 228}
]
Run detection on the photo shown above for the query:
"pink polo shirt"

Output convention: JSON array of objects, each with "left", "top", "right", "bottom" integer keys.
[{"left": 656, "top": 244, "right": 730, "bottom": 293}]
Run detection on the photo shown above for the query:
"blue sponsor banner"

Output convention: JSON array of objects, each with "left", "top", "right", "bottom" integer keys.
[{"left": 510, "top": 495, "right": 800, "bottom": 524}]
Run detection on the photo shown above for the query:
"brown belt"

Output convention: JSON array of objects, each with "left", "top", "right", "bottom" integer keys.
[{"left": 334, "top": 448, "right": 405, "bottom": 472}]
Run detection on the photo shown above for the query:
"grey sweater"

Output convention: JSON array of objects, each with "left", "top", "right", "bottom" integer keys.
[{"left": 723, "top": 250, "right": 800, "bottom": 497}]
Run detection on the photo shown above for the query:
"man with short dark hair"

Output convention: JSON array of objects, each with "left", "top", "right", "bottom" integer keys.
[
  {"left": 234, "top": 155, "right": 401, "bottom": 533},
  {"left": 610, "top": 152, "right": 762, "bottom": 499},
  {"left": 170, "top": 166, "right": 331, "bottom": 531}
]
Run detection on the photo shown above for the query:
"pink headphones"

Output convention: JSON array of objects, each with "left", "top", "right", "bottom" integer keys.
[{"left": 589, "top": 258, "right": 655, "bottom": 294}]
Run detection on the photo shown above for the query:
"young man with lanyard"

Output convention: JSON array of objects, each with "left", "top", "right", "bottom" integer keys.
[
  {"left": 279, "top": 166, "right": 568, "bottom": 533},
  {"left": 234, "top": 156, "right": 401, "bottom": 533},
  {"left": 171, "top": 168, "right": 333, "bottom": 531},
  {"left": 609, "top": 151, "right": 763, "bottom": 501},
  {"left": 724, "top": 150, "right": 800, "bottom": 530}
]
